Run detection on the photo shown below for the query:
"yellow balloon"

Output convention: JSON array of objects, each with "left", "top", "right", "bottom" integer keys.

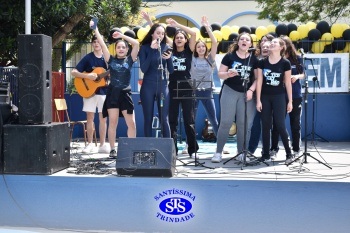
[
  {"left": 250, "top": 34, "right": 258, "bottom": 46},
  {"left": 289, "top": 31, "right": 301, "bottom": 41},
  {"left": 267, "top": 24, "right": 276, "bottom": 33},
  {"left": 120, "top": 26, "right": 129, "bottom": 34},
  {"left": 321, "top": 32, "right": 334, "bottom": 45},
  {"left": 221, "top": 25, "right": 232, "bottom": 40},
  {"left": 255, "top": 26, "right": 268, "bottom": 40},
  {"left": 191, "top": 27, "right": 201, "bottom": 40},
  {"left": 213, "top": 30, "right": 223, "bottom": 42},
  {"left": 231, "top": 25, "right": 240, "bottom": 33},
  {"left": 297, "top": 24, "right": 309, "bottom": 39},
  {"left": 137, "top": 27, "right": 148, "bottom": 41},
  {"left": 108, "top": 43, "right": 116, "bottom": 57},
  {"left": 311, "top": 40, "right": 325, "bottom": 53},
  {"left": 205, "top": 38, "right": 212, "bottom": 50},
  {"left": 331, "top": 24, "right": 343, "bottom": 38},
  {"left": 341, "top": 42, "right": 350, "bottom": 53},
  {"left": 341, "top": 24, "right": 350, "bottom": 30},
  {"left": 306, "top": 22, "right": 317, "bottom": 30}
]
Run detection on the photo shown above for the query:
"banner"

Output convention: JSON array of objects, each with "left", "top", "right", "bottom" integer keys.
[
  {"left": 214, "top": 53, "right": 349, "bottom": 93},
  {"left": 304, "top": 53, "right": 349, "bottom": 93}
]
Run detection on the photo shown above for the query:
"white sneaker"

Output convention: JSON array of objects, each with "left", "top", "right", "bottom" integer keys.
[
  {"left": 98, "top": 143, "right": 110, "bottom": 153},
  {"left": 269, "top": 150, "right": 278, "bottom": 160},
  {"left": 236, "top": 154, "right": 250, "bottom": 162},
  {"left": 182, "top": 144, "right": 188, "bottom": 154},
  {"left": 82, "top": 143, "right": 95, "bottom": 153},
  {"left": 211, "top": 153, "right": 222, "bottom": 163}
]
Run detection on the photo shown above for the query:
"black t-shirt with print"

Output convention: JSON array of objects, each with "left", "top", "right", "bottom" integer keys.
[
  {"left": 258, "top": 57, "right": 291, "bottom": 95},
  {"left": 169, "top": 46, "right": 193, "bottom": 90},
  {"left": 221, "top": 51, "right": 259, "bottom": 93}
]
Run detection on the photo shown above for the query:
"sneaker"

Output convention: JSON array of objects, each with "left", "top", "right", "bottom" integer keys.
[
  {"left": 236, "top": 154, "right": 250, "bottom": 162},
  {"left": 211, "top": 153, "right": 222, "bottom": 163},
  {"left": 257, "top": 156, "right": 271, "bottom": 163},
  {"left": 109, "top": 149, "right": 117, "bottom": 159},
  {"left": 98, "top": 143, "right": 110, "bottom": 153},
  {"left": 269, "top": 150, "right": 278, "bottom": 160},
  {"left": 285, "top": 154, "right": 295, "bottom": 165},
  {"left": 82, "top": 143, "right": 95, "bottom": 153},
  {"left": 182, "top": 144, "right": 188, "bottom": 154},
  {"left": 293, "top": 151, "right": 302, "bottom": 158}
]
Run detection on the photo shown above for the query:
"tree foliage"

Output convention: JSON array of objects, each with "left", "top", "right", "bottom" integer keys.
[
  {"left": 0, "top": 0, "right": 143, "bottom": 67},
  {"left": 255, "top": 0, "right": 350, "bottom": 24}
]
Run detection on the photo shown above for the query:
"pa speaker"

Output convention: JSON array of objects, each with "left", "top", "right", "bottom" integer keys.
[
  {"left": 3, "top": 123, "right": 70, "bottom": 175},
  {"left": 116, "top": 137, "right": 176, "bottom": 177},
  {"left": 18, "top": 34, "right": 52, "bottom": 124}
]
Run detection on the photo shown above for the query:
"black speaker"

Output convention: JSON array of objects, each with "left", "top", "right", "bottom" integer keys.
[
  {"left": 3, "top": 123, "right": 70, "bottom": 175},
  {"left": 116, "top": 137, "right": 176, "bottom": 177},
  {"left": 18, "top": 34, "right": 52, "bottom": 124}
]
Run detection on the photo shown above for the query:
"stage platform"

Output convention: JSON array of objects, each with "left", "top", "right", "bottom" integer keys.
[{"left": 1, "top": 140, "right": 350, "bottom": 233}]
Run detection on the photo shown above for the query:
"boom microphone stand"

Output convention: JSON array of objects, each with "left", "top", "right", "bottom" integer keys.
[
  {"left": 223, "top": 48, "right": 268, "bottom": 169},
  {"left": 304, "top": 58, "right": 328, "bottom": 143},
  {"left": 286, "top": 53, "right": 331, "bottom": 170}
]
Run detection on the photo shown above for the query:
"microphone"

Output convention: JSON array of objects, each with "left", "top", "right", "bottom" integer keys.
[
  {"left": 300, "top": 48, "right": 313, "bottom": 60},
  {"left": 248, "top": 48, "right": 256, "bottom": 52}
]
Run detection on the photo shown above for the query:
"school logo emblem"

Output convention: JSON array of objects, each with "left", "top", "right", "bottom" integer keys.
[{"left": 154, "top": 188, "right": 196, "bottom": 223}]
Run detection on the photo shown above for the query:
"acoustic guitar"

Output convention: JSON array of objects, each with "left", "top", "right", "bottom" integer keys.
[
  {"left": 74, "top": 67, "right": 110, "bottom": 98},
  {"left": 202, "top": 118, "right": 216, "bottom": 142}
]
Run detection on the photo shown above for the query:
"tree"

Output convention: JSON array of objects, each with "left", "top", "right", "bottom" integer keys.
[
  {"left": 0, "top": 0, "right": 143, "bottom": 68},
  {"left": 255, "top": 0, "right": 350, "bottom": 24}
]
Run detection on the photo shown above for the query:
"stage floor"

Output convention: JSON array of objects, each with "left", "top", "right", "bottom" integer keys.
[
  {"left": 1, "top": 139, "right": 350, "bottom": 233},
  {"left": 54, "top": 139, "right": 350, "bottom": 182}
]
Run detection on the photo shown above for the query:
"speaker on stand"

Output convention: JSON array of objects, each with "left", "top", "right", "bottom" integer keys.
[{"left": 17, "top": 34, "right": 52, "bottom": 124}]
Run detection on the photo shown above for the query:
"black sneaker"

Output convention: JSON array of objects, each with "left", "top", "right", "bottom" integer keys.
[
  {"left": 109, "top": 149, "right": 117, "bottom": 159},
  {"left": 257, "top": 156, "right": 271, "bottom": 163}
]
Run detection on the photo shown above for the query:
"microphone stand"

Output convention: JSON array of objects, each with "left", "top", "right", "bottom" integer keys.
[
  {"left": 286, "top": 53, "right": 331, "bottom": 170},
  {"left": 304, "top": 58, "right": 328, "bottom": 143},
  {"left": 157, "top": 39, "right": 164, "bottom": 137},
  {"left": 223, "top": 49, "right": 268, "bottom": 169}
]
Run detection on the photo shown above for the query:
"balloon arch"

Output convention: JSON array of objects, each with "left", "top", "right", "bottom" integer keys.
[{"left": 108, "top": 20, "right": 350, "bottom": 55}]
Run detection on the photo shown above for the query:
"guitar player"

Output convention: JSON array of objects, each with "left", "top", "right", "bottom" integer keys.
[{"left": 71, "top": 35, "right": 110, "bottom": 154}]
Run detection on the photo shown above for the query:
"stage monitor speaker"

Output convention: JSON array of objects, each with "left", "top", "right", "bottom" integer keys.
[
  {"left": 3, "top": 123, "right": 70, "bottom": 175},
  {"left": 18, "top": 34, "right": 52, "bottom": 124},
  {"left": 116, "top": 137, "right": 176, "bottom": 177}
]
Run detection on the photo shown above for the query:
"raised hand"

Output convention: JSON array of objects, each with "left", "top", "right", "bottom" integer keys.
[
  {"left": 201, "top": 16, "right": 210, "bottom": 27},
  {"left": 166, "top": 18, "right": 178, "bottom": 27},
  {"left": 112, "top": 31, "right": 122, "bottom": 39}
]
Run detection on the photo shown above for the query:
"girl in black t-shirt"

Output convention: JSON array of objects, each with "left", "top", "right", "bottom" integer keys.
[
  {"left": 166, "top": 18, "right": 199, "bottom": 157},
  {"left": 256, "top": 37, "right": 293, "bottom": 163}
]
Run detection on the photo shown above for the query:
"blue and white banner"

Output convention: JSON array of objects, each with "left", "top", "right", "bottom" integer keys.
[
  {"left": 215, "top": 53, "right": 349, "bottom": 93},
  {"left": 304, "top": 53, "right": 349, "bottom": 93}
]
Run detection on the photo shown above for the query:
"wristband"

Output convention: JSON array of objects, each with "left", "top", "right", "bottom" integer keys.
[{"left": 248, "top": 89, "right": 254, "bottom": 93}]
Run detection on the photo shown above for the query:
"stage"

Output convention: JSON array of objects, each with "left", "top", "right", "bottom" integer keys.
[{"left": 1, "top": 140, "right": 350, "bottom": 233}]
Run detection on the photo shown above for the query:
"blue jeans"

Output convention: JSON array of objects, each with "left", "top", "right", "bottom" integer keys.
[{"left": 194, "top": 89, "right": 219, "bottom": 136}]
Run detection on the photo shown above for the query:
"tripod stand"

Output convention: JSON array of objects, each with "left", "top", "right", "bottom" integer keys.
[
  {"left": 174, "top": 79, "right": 213, "bottom": 169},
  {"left": 304, "top": 60, "right": 328, "bottom": 143},
  {"left": 286, "top": 56, "right": 331, "bottom": 170}
]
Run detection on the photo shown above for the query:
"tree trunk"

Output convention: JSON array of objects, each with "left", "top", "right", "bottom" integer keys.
[{"left": 52, "top": 13, "right": 85, "bottom": 48}]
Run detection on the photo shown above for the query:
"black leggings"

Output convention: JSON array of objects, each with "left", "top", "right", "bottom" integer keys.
[{"left": 261, "top": 94, "right": 291, "bottom": 158}]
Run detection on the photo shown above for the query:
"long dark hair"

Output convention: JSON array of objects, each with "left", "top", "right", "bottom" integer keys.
[
  {"left": 280, "top": 35, "right": 303, "bottom": 73},
  {"left": 172, "top": 29, "right": 189, "bottom": 52},
  {"left": 140, "top": 23, "right": 167, "bottom": 45}
]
